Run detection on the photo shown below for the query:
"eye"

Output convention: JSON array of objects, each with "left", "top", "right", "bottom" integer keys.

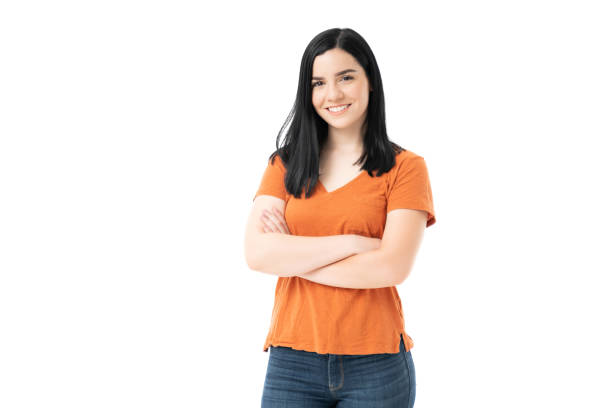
[{"left": 311, "top": 75, "right": 354, "bottom": 88}]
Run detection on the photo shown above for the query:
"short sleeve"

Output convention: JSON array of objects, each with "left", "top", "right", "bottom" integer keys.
[
  {"left": 252, "top": 155, "right": 289, "bottom": 202},
  {"left": 387, "top": 153, "right": 436, "bottom": 227}
]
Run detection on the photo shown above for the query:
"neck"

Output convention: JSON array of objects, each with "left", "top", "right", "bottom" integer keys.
[{"left": 324, "top": 123, "right": 366, "bottom": 155}]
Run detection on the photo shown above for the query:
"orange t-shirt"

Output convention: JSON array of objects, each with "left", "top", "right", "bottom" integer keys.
[{"left": 252, "top": 148, "right": 436, "bottom": 355}]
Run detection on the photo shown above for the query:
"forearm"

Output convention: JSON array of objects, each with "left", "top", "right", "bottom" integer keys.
[
  {"left": 251, "top": 233, "right": 357, "bottom": 277},
  {"left": 297, "top": 248, "right": 396, "bottom": 289}
]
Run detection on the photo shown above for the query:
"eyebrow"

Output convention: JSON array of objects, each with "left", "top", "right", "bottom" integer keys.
[{"left": 311, "top": 69, "right": 357, "bottom": 81}]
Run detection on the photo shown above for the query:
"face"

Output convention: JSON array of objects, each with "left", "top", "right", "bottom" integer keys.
[{"left": 311, "top": 48, "right": 372, "bottom": 131}]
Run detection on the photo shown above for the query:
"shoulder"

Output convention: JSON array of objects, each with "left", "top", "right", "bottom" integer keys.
[
  {"left": 395, "top": 148, "right": 424, "bottom": 161},
  {"left": 268, "top": 149, "right": 288, "bottom": 172},
  {"left": 391, "top": 148, "right": 426, "bottom": 173}
]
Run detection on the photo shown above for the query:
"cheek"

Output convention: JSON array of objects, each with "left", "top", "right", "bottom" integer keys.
[
  {"left": 356, "top": 87, "right": 369, "bottom": 107},
  {"left": 312, "top": 92, "right": 322, "bottom": 107},
  {"left": 358, "top": 84, "right": 369, "bottom": 100}
]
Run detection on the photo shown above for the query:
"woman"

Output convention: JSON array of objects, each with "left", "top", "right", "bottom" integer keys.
[{"left": 246, "top": 27, "right": 436, "bottom": 407}]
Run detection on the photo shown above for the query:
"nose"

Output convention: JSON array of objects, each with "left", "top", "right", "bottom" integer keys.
[{"left": 325, "top": 82, "right": 344, "bottom": 102}]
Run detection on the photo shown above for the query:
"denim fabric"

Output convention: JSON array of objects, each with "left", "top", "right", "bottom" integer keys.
[{"left": 261, "top": 334, "right": 416, "bottom": 407}]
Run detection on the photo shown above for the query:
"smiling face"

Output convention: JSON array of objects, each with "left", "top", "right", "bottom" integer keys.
[{"left": 311, "top": 48, "right": 372, "bottom": 132}]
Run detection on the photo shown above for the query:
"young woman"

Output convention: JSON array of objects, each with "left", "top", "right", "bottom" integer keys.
[{"left": 245, "top": 27, "right": 436, "bottom": 408}]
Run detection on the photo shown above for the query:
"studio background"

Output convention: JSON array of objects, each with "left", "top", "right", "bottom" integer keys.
[{"left": 1, "top": 1, "right": 610, "bottom": 407}]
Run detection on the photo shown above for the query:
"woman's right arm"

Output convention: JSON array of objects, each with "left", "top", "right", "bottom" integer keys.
[{"left": 244, "top": 195, "right": 379, "bottom": 277}]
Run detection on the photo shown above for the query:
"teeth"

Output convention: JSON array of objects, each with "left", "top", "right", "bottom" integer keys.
[{"left": 328, "top": 104, "right": 349, "bottom": 112}]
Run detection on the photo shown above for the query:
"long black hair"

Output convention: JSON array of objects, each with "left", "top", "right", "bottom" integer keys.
[{"left": 268, "top": 27, "right": 405, "bottom": 199}]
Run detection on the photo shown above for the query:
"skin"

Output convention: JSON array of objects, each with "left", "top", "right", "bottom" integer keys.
[
  {"left": 261, "top": 207, "right": 381, "bottom": 255},
  {"left": 311, "top": 47, "right": 373, "bottom": 156},
  {"left": 261, "top": 207, "right": 289, "bottom": 234}
]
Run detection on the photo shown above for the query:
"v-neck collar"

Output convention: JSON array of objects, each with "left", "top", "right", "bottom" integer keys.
[{"left": 317, "top": 169, "right": 367, "bottom": 194}]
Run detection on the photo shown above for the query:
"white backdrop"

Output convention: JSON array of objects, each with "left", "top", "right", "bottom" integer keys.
[{"left": 1, "top": 0, "right": 611, "bottom": 407}]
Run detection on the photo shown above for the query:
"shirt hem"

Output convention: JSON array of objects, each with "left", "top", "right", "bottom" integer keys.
[{"left": 263, "top": 331, "right": 414, "bottom": 355}]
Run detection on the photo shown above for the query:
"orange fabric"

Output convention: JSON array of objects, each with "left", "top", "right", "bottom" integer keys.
[{"left": 252, "top": 149, "right": 436, "bottom": 355}]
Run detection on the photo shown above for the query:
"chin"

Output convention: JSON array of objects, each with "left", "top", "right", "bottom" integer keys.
[{"left": 329, "top": 121, "right": 357, "bottom": 129}]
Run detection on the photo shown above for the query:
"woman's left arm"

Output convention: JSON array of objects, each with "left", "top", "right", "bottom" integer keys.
[
  {"left": 298, "top": 249, "right": 396, "bottom": 289},
  {"left": 260, "top": 208, "right": 397, "bottom": 289}
]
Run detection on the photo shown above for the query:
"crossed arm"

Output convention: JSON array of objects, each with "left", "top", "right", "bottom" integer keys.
[
  {"left": 258, "top": 207, "right": 427, "bottom": 289},
  {"left": 298, "top": 245, "right": 397, "bottom": 289}
]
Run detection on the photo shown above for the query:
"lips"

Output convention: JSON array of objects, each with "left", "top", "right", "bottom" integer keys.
[{"left": 326, "top": 104, "right": 351, "bottom": 113}]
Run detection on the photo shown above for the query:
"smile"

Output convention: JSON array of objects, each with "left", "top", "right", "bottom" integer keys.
[{"left": 326, "top": 104, "right": 351, "bottom": 115}]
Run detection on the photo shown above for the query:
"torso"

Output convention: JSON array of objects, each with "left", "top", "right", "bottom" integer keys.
[{"left": 318, "top": 149, "right": 365, "bottom": 193}]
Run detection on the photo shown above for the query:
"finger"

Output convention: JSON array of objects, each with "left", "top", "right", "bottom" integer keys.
[
  {"left": 272, "top": 208, "right": 290, "bottom": 234},
  {"left": 261, "top": 213, "right": 277, "bottom": 233},
  {"left": 263, "top": 211, "right": 283, "bottom": 232},
  {"left": 261, "top": 213, "right": 280, "bottom": 233},
  {"left": 279, "top": 219, "right": 289, "bottom": 234},
  {"left": 272, "top": 212, "right": 289, "bottom": 234},
  {"left": 262, "top": 220, "right": 278, "bottom": 233}
]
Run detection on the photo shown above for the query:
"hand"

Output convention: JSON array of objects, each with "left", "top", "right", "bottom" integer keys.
[{"left": 260, "top": 208, "right": 290, "bottom": 234}]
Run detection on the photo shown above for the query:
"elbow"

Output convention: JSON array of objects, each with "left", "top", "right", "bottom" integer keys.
[
  {"left": 393, "top": 271, "right": 409, "bottom": 286},
  {"left": 245, "top": 239, "right": 280, "bottom": 276},
  {"left": 244, "top": 237, "right": 264, "bottom": 271},
  {"left": 389, "top": 261, "right": 413, "bottom": 286},
  {"left": 245, "top": 254, "right": 259, "bottom": 271},
  {"left": 245, "top": 249, "right": 266, "bottom": 272},
  {"left": 246, "top": 253, "right": 269, "bottom": 274}
]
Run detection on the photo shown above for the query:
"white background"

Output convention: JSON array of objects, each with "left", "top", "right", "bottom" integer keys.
[{"left": 1, "top": 0, "right": 611, "bottom": 407}]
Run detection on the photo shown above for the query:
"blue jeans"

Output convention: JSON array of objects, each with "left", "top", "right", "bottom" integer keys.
[{"left": 261, "top": 334, "right": 416, "bottom": 407}]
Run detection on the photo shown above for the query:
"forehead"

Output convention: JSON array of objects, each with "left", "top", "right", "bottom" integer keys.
[{"left": 312, "top": 48, "right": 361, "bottom": 76}]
